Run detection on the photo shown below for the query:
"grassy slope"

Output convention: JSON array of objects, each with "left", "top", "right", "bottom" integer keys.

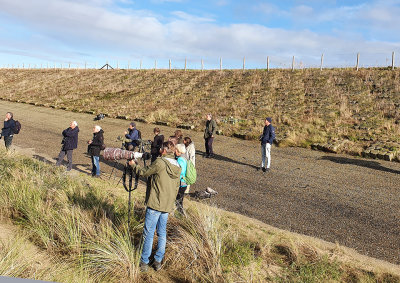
[
  {"left": 0, "top": 150, "right": 399, "bottom": 282},
  {"left": 1, "top": 68, "right": 400, "bottom": 160}
]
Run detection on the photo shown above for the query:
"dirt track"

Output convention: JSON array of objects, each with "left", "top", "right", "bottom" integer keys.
[{"left": 1, "top": 100, "right": 399, "bottom": 265}]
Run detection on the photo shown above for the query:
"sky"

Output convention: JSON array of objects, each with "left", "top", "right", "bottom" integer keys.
[{"left": 0, "top": 0, "right": 399, "bottom": 69}]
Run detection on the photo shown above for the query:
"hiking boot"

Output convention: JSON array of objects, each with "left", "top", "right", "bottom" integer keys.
[
  {"left": 262, "top": 167, "right": 266, "bottom": 172},
  {"left": 139, "top": 262, "right": 149, "bottom": 272},
  {"left": 153, "top": 260, "right": 162, "bottom": 271}
]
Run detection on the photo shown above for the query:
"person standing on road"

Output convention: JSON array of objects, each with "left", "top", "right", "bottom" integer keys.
[
  {"left": 56, "top": 121, "right": 79, "bottom": 171},
  {"left": 260, "top": 117, "right": 275, "bottom": 172},
  {"left": 183, "top": 136, "right": 195, "bottom": 194},
  {"left": 124, "top": 122, "right": 139, "bottom": 151},
  {"left": 175, "top": 144, "right": 188, "bottom": 215},
  {"left": 129, "top": 141, "right": 181, "bottom": 272},
  {"left": 150, "top": 127, "right": 164, "bottom": 163},
  {"left": 1, "top": 112, "right": 16, "bottom": 150},
  {"left": 88, "top": 125, "right": 104, "bottom": 177},
  {"left": 204, "top": 113, "right": 217, "bottom": 158}
]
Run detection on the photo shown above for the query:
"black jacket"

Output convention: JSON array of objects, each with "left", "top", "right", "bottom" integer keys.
[
  {"left": 88, "top": 129, "right": 104, "bottom": 156},
  {"left": 1, "top": 119, "right": 16, "bottom": 137},
  {"left": 61, "top": 126, "right": 79, "bottom": 150},
  {"left": 151, "top": 134, "right": 164, "bottom": 156},
  {"left": 261, "top": 124, "right": 275, "bottom": 145}
]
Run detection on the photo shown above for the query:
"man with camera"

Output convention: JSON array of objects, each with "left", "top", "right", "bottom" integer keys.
[
  {"left": 128, "top": 141, "right": 181, "bottom": 272},
  {"left": 1, "top": 112, "right": 16, "bottom": 150},
  {"left": 124, "top": 122, "right": 140, "bottom": 151},
  {"left": 56, "top": 121, "right": 79, "bottom": 171}
]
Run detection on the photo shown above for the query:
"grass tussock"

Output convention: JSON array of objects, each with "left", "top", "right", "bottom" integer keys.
[{"left": 0, "top": 149, "right": 399, "bottom": 282}]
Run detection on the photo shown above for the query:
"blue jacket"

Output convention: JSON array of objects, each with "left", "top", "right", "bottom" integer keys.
[
  {"left": 261, "top": 124, "right": 275, "bottom": 145},
  {"left": 61, "top": 126, "right": 79, "bottom": 150},
  {"left": 177, "top": 156, "right": 187, "bottom": 187},
  {"left": 125, "top": 128, "right": 139, "bottom": 146},
  {"left": 2, "top": 119, "right": 16, "bottom": 137}
]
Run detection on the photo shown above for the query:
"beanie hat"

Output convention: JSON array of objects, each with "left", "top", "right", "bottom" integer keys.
[{"left": 266, "top": 117, "right": 272, "bottom": 123}]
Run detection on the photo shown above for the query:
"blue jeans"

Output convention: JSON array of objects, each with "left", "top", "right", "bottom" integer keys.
[
  {"left": 141, "top": 207, "right": 169, "bottom": 264},
  {"left": 91, "top": 156, "right": 100, "bottom": 176}
]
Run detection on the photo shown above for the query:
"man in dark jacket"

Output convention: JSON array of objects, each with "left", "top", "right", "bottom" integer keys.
[
  {"left": 260, "top": 117, "right": 275, "bottom": 172},
  {"left": 124, "top": 122, "right": 140, "bottom": 151},
  {"left": 204, "top": 114, "right": 217, "bottom": 158},
  {"left": 129, "top": 141, "right": 181, "bottom": 272},
  {"left": 56, "top": 121, "right": 79, "bottom": 171},
  {"left": 1, "top": 112, "right": 16, "bottom": 150},
  {"left": 151, "top": 127, "right": 164, "bottom": 163},
  {"left": 88, "top": 125, "right": 104, "bottom": 177}
]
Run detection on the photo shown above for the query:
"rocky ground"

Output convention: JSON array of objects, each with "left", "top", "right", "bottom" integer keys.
[{"left": 1, "top": 100, "right": 399, "bottom": 265}]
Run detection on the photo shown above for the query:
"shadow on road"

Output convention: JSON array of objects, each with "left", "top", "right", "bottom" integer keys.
[
  {"left": 320, "top": 156, "right": 400, "bottom": 174},
  {"left": 196, "top": 150, "right": 259, "bottom": 170}
]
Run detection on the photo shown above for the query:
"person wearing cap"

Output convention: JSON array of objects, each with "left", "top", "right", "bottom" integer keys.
[
  {"left": 124, "top": 122, "right": 140, "bottom": 151},
  {"left": 56, "top": 121, "right": 79, "bottom": 171},
  {"left": 260, "top": 117, "right": 275, "bottom": 172}
]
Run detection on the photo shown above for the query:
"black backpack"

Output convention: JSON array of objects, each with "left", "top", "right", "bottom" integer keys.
[{"left": 13, "top": 120, "right": 21, "bottom": 134}]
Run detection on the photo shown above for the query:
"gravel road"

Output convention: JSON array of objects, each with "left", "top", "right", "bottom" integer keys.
[{"left": 1, "top": 100, "right": 399, "bottom": 264}]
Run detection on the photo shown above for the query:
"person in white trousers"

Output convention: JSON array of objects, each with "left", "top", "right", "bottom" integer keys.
[{"left": 260, "top": 117, "right": 275, "bottom": 173}]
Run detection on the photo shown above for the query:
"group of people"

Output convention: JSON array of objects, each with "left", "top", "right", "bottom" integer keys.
[{"left": 2, "top": 110, "right": 275, "bottom": 273}]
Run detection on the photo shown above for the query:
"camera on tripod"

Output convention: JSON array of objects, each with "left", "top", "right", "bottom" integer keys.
[{"left": 103, "top": 147, "right": 151, "bottom": 162}]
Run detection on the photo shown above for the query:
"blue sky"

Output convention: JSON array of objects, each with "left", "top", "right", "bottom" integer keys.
[{"left": 0, "top": 0, "right": 399, "bottom": 69}]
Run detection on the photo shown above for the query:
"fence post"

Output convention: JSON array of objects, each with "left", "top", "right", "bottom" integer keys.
[
  {"left": 291, "top": 56, "right": 295, "bottom": 71},
  {"left": 267, "top": 56, "right": 269, "bottom": 71},
  {"left": 320, "top": 53, "right": 324, "bottom": 71},
  {"left": 392, "top": 52, "right": 395, "bottom": 70},
  {"left": 220, "top": 57, "right": 222, "bottom": 71},
  {"left": 356, "top": 53, "right": 360, "bottom": 71},
  {"left": 243, "top": 57, "right": 245, "bottom": 71},
  {"left": 185, "top": 58, "right": 187, "bottom": 71},
  {"left": 201, "top": 59, "right": 204, "bottom": 71},
  {"left": 154, "top": 60, "right": 157, "bottom": 70},
  {"left": 128, "top": 61, "right": 130, "bottom": 70},
  {"left": 140, "top": 59, "right": 142, "bottom": 71},
  {"left": 169, "top": 59, "right": 171, "bottom": 71}
]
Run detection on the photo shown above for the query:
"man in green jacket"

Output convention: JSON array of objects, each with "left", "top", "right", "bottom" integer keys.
[
  {"left": 129, "top": 141, "right": 181, "bottom": 272},
  {"left": 204, "top": 113, "right": 217, "bottom": 158}
]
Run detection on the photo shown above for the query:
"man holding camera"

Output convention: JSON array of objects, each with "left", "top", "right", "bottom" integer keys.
[
  {"left": 56, "top": 121, "right": 79, "bottom": 171},
  {"left": 124, "top": 122, "right": 140, "bottom": 151},
  {"left": 128, "top": 141, "right": 181, "bottom": 272},
  {"left": 1, "top": 112, "right": 16, "bottom": 150}
]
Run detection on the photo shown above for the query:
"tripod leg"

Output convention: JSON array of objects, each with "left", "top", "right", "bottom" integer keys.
[{"left": 128, "top": 189, "right": 132, "bottom": 228}]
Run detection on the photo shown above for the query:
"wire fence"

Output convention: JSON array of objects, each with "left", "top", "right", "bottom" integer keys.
[{"left": 1, "top": 52, "right": 398, "bottom": 71}]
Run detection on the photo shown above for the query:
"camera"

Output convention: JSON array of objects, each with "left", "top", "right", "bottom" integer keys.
[{"left": 103, "top": 147, "right": 151, "bottom": 161}]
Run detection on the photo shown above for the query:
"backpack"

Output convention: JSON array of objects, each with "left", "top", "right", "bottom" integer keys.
[
  {"left": 13, "top": 120, "right": 21, "bottom": 134},
  {"left": 137, "top": 129, "right": 142, "bottom": 140},
  {"left": 183, "top": 160, "right": 197, "bottom": 185}
]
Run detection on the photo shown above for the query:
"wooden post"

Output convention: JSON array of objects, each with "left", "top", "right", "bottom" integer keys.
[
  {"left": 85, "top": 62, "right": 87, "bottom": 69},
  {"left": 243, "top": 57, "right": 245, "bottom": 71},
  {"left": 22, "top": 63, "right": 24, "bottom": 69},
  {"left": 116, "top": 61, "right": 119, "bottom": 69},
  {"left": 128, "top": 61, "right": 130, "bottom": 70},
  {"left": 69, "top": 62, "right": 71, "bottom": 69},
  {"left": 154, "top": 60, "right": 157, "bottom": 70},
  {"left": 220, "top": 57, "right": 222, "bottom": 71},
  {"left": 140, "top": 59, "right": 142, "bottom": 70},
  {"left": 320, "top": 53, "right": 324, "bottom": 71},
  {"left": 292, "top": 56, "right": 295, "bottom": 71},
  {"left": 201, "top": 59, "right": 204, "bottom": 71},
  {"left": 392, "top": 52, "right": 395, "bottom": 70},
  {"left": 169, "top": 59, "right": 171, "bottom": 71},
  {"left": 267, "top": 56, "right": 269, "bottom": 71},
  {"left": 356, "top": 53, "right": 360, "bottom": 71},
  {"left": 185, "top": 58, "right": 187, "bottom": 71}
]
